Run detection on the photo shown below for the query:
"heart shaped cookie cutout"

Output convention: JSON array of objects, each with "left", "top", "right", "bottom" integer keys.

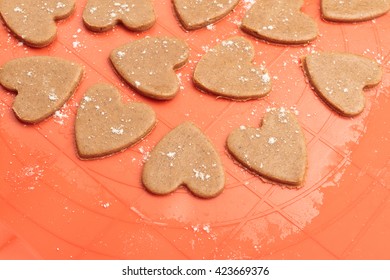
[
  {"left": 173, "top": 0, "right": 239, "bottom": 30},
  {"left": 241, "top": 0, "right": 318, "bottom": 44},
  {"left": 83, "top": 0, "right": 156, "bottom": 32},
  {"left": 194, "top": 37, "right": 272, "bottom": 100},
  {"left": 227, "top": 108, "right": 307, "bottom": 186},
  {"left": 75, "top": 83, "right": 156, "bottom": 159},
  {"left": 142, "top": 122, "right": 225, "bottom": 198},
  {"left": 0, "top": 0, "right": 75, "bottom": 47},
  {"left": 0, "top": 56, "right": 83, "bottom": 124},
  {"left": 322, "top": 0, "right": 390, "bottom": 22},
  {"left": 110, "top": 37, "right": 189, "bottom": 100},
  {"left": 303, "top": 52, "right": 382, "bottom": 116}
]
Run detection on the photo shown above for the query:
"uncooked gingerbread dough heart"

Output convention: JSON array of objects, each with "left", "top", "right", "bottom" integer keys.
[
  {"left": 75, "top": 83, "right": 156, "bottom": 159},
  {"left": 142, "top": 122, "right": 225, "bottom": 198},
  {"left": 227, "top": 108, "right": 307, "bottom": 186},
  {"left": 173, "top": 0, "right": 240, "bottom": 30},
  {"left": 241, "top": 0, "right": 318, "bottom": 44},
  {"left": 194, "top": 36, "right": 272, "bottom": 100},
  {"left": 83, "top": 0, "right": 156, "bottom": 32},
  {"left": 303, "top": 52, "right": 382, "bottom": 116},
  {"left": 322, "top": 0, "right": 390, "bottom": 22},
  {"left": 110, "top": 37, "right": 189, "bottom": 100},
  {"left": 0, "top": 0, "right": 75, "bottom": 47},
  {"left": 0, "top": 56, "right": 83, "bottom": 124}
]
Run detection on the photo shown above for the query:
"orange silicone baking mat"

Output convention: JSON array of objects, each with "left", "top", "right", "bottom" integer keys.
[{"left": 0, "top": 0, "right": 389, "bottom": 260}]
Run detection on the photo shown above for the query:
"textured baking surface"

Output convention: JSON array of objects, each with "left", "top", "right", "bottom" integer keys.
[{"left": 0, "top": 0, "right": 389, "bottom": 259}]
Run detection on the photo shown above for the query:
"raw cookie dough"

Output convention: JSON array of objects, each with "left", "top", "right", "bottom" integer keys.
[
  {"left": 241, "top": 0, "right": 318, "bottom": 44},
  {"left": 193, "top": 36, "right": 272, "bottom": 100},
  {"left": 75, "top": 83, "right": 156, "bottom": 159},
  {"left": 173, "top": 0, "right": 240, "bottom": 30},
  {"left": 0, "top": 0, "right": 75, "bottom": 47},
  {"left": 83, "top": 0, "right": 156, "bottom": 32},
  {"left": 110, "top": 37, "right": 189, "bottom": 100},
  {"left": 303, "top": 52, "right": 382, "bottom": 116},
  {"left": 322, "top": 0, "right": 390, "bottom": 22},
  {"left": 227, "top": 108, "right": 307, "bottom": 186},
  {"left": 142, "top": 122, "right": 225, "bottom": 198},
  {"left": 0, "top": 56, "right": 83, "bottom": 124}
]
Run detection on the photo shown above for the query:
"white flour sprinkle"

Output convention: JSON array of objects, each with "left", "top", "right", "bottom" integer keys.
[
  {"left": 48, "top": 89, "right": 58, "bottom": 101},
  {"left": 111, "top": 126, "right": 124, "bottom": 135},
  {"left": 193, "top": 169, "right": 211, "bottom": 181},
  {"left": 268, "top": 137, "right": 277, "bottom": 145},
  {"left": 166, "top": 152, "right": 176, "bottom": 159},
  {"left": 261, "top": 73, "right": 271, "bottom": 83}
]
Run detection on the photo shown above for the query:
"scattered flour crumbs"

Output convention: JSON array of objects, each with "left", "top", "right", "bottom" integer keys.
[
  {"left": 0, "top": 2, "right": 386, "bottom": 257},
  {"left": 0, "top": 100, "right": 6, "bottom": 117},
  {"left": 138, "top": 145, "right": 151, "bottom": 164},
  {"left": 5, "top": 165, "right": 45, "bottom": 191},
  {"left": 228, "top": 0, "right": 255, "bottom": 26},
  {"left": 99, "top": 201, "right": 111, "bottom": 209},
  {"left": 0, "top": 34, "right": 30, "bottom": 53},
  {"left": 71, "top": 28, "right": 85, "bottom": 50},
  {"left": 53, "top": 103, "right": 72, "bottom": 125}
]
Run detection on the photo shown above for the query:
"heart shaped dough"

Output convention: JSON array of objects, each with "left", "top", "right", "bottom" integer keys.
[
  {"left": 173, "top": 0, "right": 240, "bottom": 30},
  {"left": 142, "top": 122, "right": 225, "bottom": 198},
  {"left": 110, "top": 37, "right": 189, "bottom": 100},
  {"left": 194, "top": 36, "right": 272, "bottom": 100},
  {"left": 0, "top": 0, "right": 75, "bottom": 47},
  {"left": 227, "top": 108, "right": 307, "bottom": 186},
  {"left": 322, "top": 0, "right": 390, "bottom": 22},
  {"left": 82, "top": 0, "right": 156, "bottom": 32},
  {"left": 303, "top": 52, "right": 382, "bottom": 116},
  {"left": 241, "top": 0, "right": 318, "bottom": 44},
  {"left": 0, "top": 56, "right": 83, "bottom": 124},
  {"left": 75, "top": 83, "right": 156, "bottom": 159}
]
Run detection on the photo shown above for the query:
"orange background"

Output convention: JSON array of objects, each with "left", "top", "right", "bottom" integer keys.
[{"left": 0, "top": 0, "right": 389, "bottom": 259}]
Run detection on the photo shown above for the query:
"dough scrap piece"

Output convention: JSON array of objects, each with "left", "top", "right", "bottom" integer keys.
[
  {"left": 173, "top": 0, "right": 239, "bottom": 30},
  {"left": 303, "top": 52, "right": 382, "bottom": 116},
  {"left": 142, "top": 122, "right": 225, "bottom": 198},
  {"left": 193, "top": 36, "right": 272, "bottom": 100},
  {"left": 241, "top": 0, "right": 318, "bottom": 45},
  {"left": 75, "top": 83, "right": 156, "bottom": 159},
  {"left": 322, "top": 0, "right": 390, "bottom": 22},
  {"left": 227, "top": 108, "right": 307, "bottom": 186},
  {"left": 83, "top": 0, "right": 156, "bottom": 32},
  {"left": 0, "top": 56, "right": 83, "bottom": 124},
  {"left": 110, "top": 37, "right": 189, "bottom": 100},
  {"left": 0, "top": 0, "right": 75, "bottom": 47}
]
